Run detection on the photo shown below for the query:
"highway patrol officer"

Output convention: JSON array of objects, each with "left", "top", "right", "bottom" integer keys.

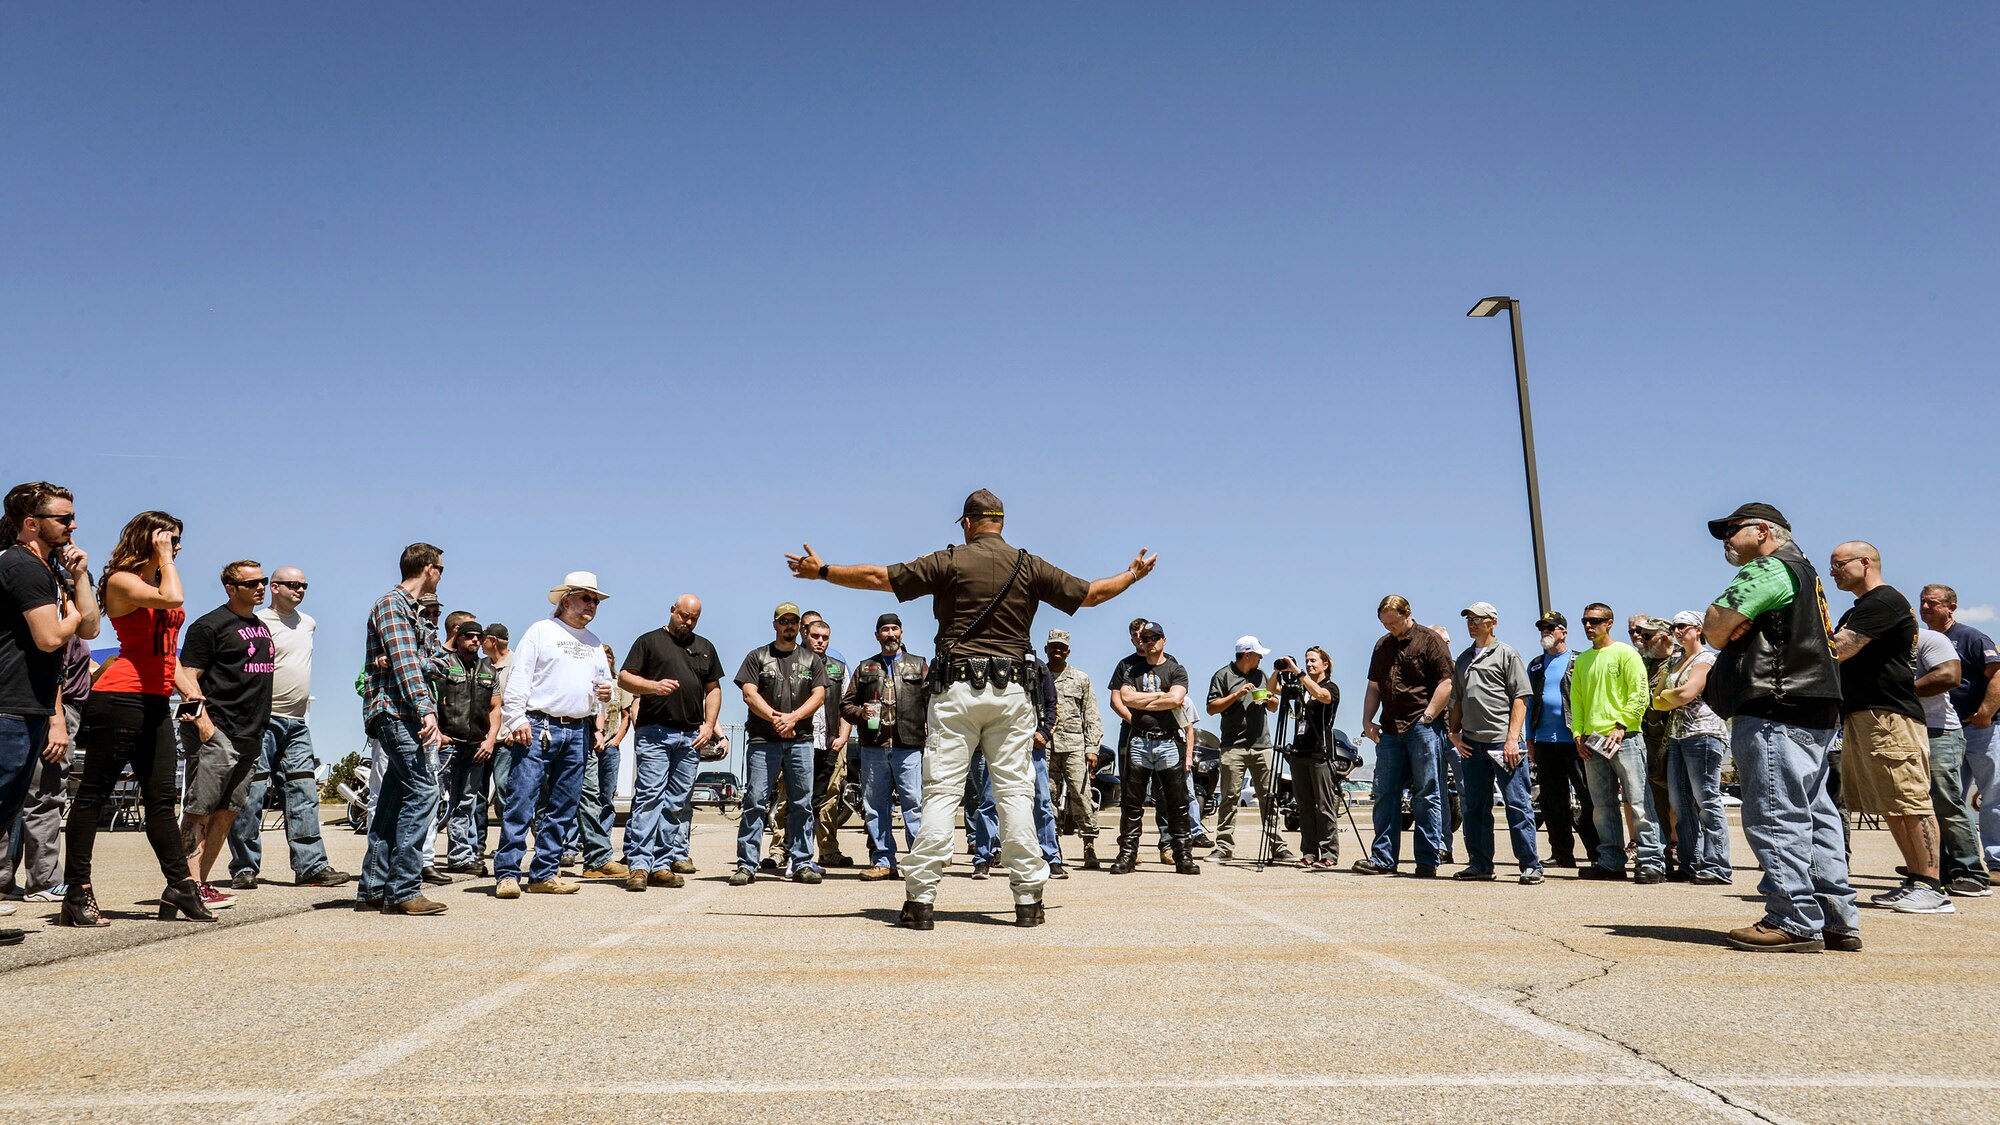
[{"left": 785, "top": 488, "right": 1154, "bottom": 928}]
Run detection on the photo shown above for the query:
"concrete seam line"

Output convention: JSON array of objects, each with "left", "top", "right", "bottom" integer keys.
[
  {"left": 1197, "top": 889, "right": 1780, "bottom": 1125},
  {"left": 229, "top": 887, "right": 724, "bottom": 1125},
  {"left": 24, "top": 1074, "right": 2000, "bottom": 1109}
]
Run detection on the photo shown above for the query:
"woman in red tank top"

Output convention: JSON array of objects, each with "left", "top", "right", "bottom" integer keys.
[{"left": 61, "top": 511, "right": 214, "bottom": 926}]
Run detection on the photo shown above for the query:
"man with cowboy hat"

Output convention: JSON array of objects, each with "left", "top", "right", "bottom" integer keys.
[{"left": 494, "top": 571, "right": 615, "bottom": 898}]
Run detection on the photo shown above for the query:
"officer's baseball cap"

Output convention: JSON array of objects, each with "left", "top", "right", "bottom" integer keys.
[
  {"left": 1708, "top": 501, "right": 1791, "bottom": 540},
  {"left": 1535, "top": 610, "right": 1568, "bottom": 631},
  {"left": 876, "top": 612, "right": 902, "bottom": 630},
  {"left": 773, "top": 602, "right": 802, "bottom": 621},
  {"left": 1460, "top": 601, "right": 1499, "bottom": 620},
  {"left": 484, "top": 623, "right": 508, "bottom": 642},
  {"left": 1136, "top": 620, "right": 1165, "bottom": 640},
  {"left": 1047, "top": 628, "right": 1071, "bottom": 648},
  {"left": 957, "top": 488, "right": 1004, "bottom": 522}
]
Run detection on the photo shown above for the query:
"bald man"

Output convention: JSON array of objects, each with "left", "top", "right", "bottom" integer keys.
[
  {"left": 617, "top": 595, "right": 725, "bottom": 890},
  {"left": 1829, "top": 541, "right": 1952, "bottom": 915},
  {"left": 230, "top": 565, "right": 350, "bottom": 888}
]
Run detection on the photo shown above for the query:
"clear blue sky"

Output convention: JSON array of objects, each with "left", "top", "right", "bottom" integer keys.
[{"left": 7, "top": 4, "right": 1995, "bottom": 766}]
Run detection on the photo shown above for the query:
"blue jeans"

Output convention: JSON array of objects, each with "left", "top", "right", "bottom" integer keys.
[
  {"left": 1962, "top": 722, "right": 2000, "bottom": 870},
  {"left": 441, "top": 743, "right": 492, "bottom": 868},
  {"left": 1582, "top": 733, "right": 1663, "bottom": 873},
  {"left": 495, "top": 716, "right": 587, "bottom": 885},
  {"left": 359, "top": 714, "right": 439, "bottom": 906},
  {"left": 227, "top": 715, "right": 332, "bottom": 879},
  {"left": 0, "top": 715, "right": 46, "bottom": 850},
  {"left": 861, "top": 745, "right": 923, "bottom": 868},
  {"left": 1368, "top": 723, "right": 1443, "bottom": 869},
  {"left": 1458, "top": 739, "right": 1539, "bottom": 873},
  {"left": 627, "top": 726, "right": 701, "bottom": 871},
  {"left": 1732, "top": 716, "right": 1857, "bottom": 939},
  {"left": 1666, "top": 734, "right": 1733, "bottom": 882},
  {"left": 1433, "top": 720, "right": 1456, "bottom": 854},
  {"left": 738, "top": 739, "right": 814, "bottom": 872},
  {"left": 1925, "top": 726, "right": 1985, "bottom": 886},
  {"left": 1031, "top": 746, "right": 1061, "bottom": 866},
  {"left": 966, "top": 750, "right": 1000, "bottom": 863},
  {"left": 577, "top": 743, "right": 621, "bottom": 868}
]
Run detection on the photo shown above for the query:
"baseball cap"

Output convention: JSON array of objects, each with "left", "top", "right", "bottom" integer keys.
[
  {"left": 1708, "top": 502, "right": 1791, "bottom": 540},
  {"left": 453, "top": 620, "right": 484, "bottom": 638},
  {"left": 875, "top": 612, "right": 902, "bottom": 630},
  {"left": 1632, "top": 615, "right": 1671, "bottom": 634},
  {"left": 1535, "top": 610, "right": 1568, "bottom": 630},
  {"left": 1136, "top": 620, "right": 1165, "bottom": 639},
  {"left": 773, "top": 602, "right": 802, "bottom": 621},
  {"left": 1460, "top": 601, "right": 1499, "bottom": 620},
  {"left": 417, "top": 593, "right": 441, "bottom": 608},
  {"left": 484, "top": 623, "right": 508, "bottom": 642},
  {"left": 1671, "top": 610, "right": 1704, "bottom": 629},
  {"left": 958, "top": 488, "right": 1005, "bottom": 523},
  {"left": 1234, "top": 635, "right": 1270, "bottom": 656},
  {"left": 1046, "top": 628, "right": 1071, "bottom": 647}
]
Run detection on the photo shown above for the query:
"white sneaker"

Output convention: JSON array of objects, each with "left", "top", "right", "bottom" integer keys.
[
  {"left": 23, "top": 885, "right": 66, "bottom": 903},
  {"left": 0, "top": 903, "right": 15, "bottom": 916},
  {"left": 1869, "top": 880, "right": 1915, "bottom": 908},
  {"left": 1892, "top": 883, "right": 1957, "bottom": 914}
]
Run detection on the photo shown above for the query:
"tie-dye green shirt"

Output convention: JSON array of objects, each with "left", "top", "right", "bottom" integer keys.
[{"left": 1714, "top": 555, "right": 1798, "bottom": 620}]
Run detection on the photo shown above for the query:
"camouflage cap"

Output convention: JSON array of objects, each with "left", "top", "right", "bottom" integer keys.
[{"left": 1046, "top": 628, "right": 1072, "bottom": 647}]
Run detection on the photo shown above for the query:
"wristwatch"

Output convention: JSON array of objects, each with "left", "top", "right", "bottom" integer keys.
[{"left": 818, "top": 564, "right": 830, "bottom": 579}]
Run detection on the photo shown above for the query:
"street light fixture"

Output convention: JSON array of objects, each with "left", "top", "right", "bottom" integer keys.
[{"left": 1466, "top": 295, "right": 1552, "bottom": 618}]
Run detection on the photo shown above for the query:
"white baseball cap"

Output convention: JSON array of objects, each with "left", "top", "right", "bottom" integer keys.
[
  {"left": 1234, "top": 635, "right": 1270, "bottom": 656},
  {"left": 1460, "top": 601, "right": 1499, "bottom": 619}
]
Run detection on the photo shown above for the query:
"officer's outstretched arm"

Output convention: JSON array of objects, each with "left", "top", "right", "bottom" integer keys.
[
  {"left": 785, "top": 543, "right": 893, "bottom": 592},
  {"left": 1081, "top": 550, "right": 1158, "bottom": 607}
]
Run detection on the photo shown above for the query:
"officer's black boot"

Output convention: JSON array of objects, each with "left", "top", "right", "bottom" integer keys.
[
  {"left": 1173, "top": 836, "right": 1201, "bottom": 876},
  {"left": 898, "top": 900, "right": 934, "bottom": 930},
  {"left": 1014, "top": 900, "right": 1045, "bottom": 927},
  {"left": 1108, "top": 848, "right": 1138, "bottom": 875}
]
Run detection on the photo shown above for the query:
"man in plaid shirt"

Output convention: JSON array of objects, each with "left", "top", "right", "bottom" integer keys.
[{"left": 357, "top": 542, "right": 448, "bottom": 916}]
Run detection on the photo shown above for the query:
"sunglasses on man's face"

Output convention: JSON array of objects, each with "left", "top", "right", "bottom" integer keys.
[
  {"left": 1536, "top": 624, "right": 1561, "bottom": 634},
  {"left": 273, "top": 581, "right": 307, "bottom": 591},
  {"left": 33, "top": 512, "right": 76, "bottom": 526},
  {"left": 229, "top": 578, "right": 269, "bottom": 589},
  {"left": 1581, "top": 617, "right": 1612, "bottom": 626}
]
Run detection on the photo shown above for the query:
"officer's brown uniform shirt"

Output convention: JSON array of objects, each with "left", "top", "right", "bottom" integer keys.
[{"left": 886, "top": 532, "right": 1088, "bottom": 660}]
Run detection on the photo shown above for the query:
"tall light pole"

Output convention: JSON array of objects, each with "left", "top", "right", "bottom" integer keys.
[{"left": 1467, "top": 296, "right": 1551, "bottom": 618}]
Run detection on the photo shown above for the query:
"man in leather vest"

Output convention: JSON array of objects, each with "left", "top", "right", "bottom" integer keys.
[
  {"left": 1702, "top": 502, "right": 1858, "bottom": 953},
  {"left": 841, "top": 613, "right": 929, "bottom": 880},
  {"left": 429, "top": 614, "right": 499, "bottom": 877},
  {"left": 785, "top": 488, "right": 1154, "bottom": 929}
]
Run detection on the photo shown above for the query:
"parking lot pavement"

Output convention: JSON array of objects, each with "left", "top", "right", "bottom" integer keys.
[{"left": 2, "top": 809, "right": 1995, "bottom": 1123}]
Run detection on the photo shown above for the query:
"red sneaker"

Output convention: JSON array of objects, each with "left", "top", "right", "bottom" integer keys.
[{"left": 197, "top": 883, "right": 237, "bottom": 910}]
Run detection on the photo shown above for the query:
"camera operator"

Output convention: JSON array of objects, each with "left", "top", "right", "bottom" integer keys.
[{"left": 1281, "top": 648, "right": 1342, "bottom": 868}]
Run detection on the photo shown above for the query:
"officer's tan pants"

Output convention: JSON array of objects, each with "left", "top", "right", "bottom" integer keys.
[{"left": 903, "top": 681, "right": 1046, "bottom": 905}]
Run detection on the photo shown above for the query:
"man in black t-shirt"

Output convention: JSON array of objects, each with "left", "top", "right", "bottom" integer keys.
[
  {"left": 1, "top": 482, "right": 95, "bottom": 946},
  {"left": 728, "top": 603, "right": 828, "bottom": 885},
  {"left": 176, "top": 561, "right": 277, "bottom": 902},
  {"left": 617, "top": 594, "right": 724, "bottom": 888},
  {"left": 1109, "top": 621, "right": 1200, "bottom": 875},
  {"left": 1829, "top": 542, "right": 1950, "bottom": 915}
]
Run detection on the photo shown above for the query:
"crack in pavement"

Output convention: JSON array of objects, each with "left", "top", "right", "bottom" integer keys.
[{"left": 1439, "top": 904, "right": 1798, "bottom": 1125}]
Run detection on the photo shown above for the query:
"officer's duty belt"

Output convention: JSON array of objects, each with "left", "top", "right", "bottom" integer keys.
[{"left": 936, "top": 657, "right": 1028, "bottom": 691}]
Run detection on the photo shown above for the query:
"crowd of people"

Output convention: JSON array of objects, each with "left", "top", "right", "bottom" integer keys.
[{"left": 4, "top": 483, "right": 1997, "bottom": 953}]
